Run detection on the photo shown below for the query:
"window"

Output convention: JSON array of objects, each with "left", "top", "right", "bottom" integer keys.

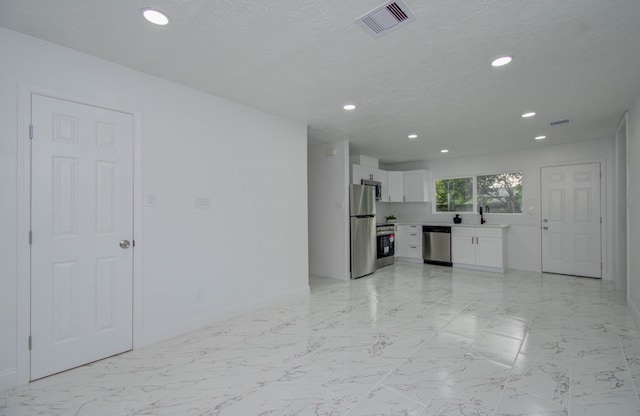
[
  {"left": 434, "top": 171, "right": 523, "bottom": 214},
  {"left": 435, "top": 177, "right": 473, "bottom": 212},
  {"left": 477, "top": 172, "right": 523, "bottom": 213}
]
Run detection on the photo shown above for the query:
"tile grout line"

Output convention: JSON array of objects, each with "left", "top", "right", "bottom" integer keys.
[
  {"left": 347, "top": 285, "right": 467, "bottom": 415},
  {"left": 491, "top": 300, "right": 540, "bottom": 416}
]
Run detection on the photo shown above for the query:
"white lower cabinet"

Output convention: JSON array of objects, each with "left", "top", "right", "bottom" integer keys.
[
  {"left": 451, "top": 228, "right": 476, "bottom": 264},
  {"left": 452, "top": 226, "right": 506, "bottom": 272},
  {"left": 395, "top": 224, "right": 423, "bottom": 262}
]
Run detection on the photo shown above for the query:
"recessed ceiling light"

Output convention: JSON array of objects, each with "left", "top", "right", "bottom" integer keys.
[
  {"left": 408, "top": 134, "right": 418, "bottom": 139},
  {"left": 534, "top": 135, "right": 547, "bottom": 140},
  {"left": 142, "top": 8, "right": 169, "bottom": 25},
  {"left": 440, "top": 149, "right": 449, "bottom": 153},
  {"left": 491, "top": 56, "right": 513, "bottom": 67},
  {"left": 522, "top": 112, "right": 536, "bottom": 118},
  {"left": 343, "top": 104, "right": 356, "bottom": 111}
]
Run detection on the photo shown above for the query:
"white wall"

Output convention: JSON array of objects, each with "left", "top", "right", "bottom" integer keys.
[
  {"left": 0, "top": 28, "right": 309, "bottom": 391},
  {"left": 378, "top": 138, "right": 615, "bottom": 274},
  {"left": 627, "top": 93, "right": 640, "bottom": 325},
  {"left": 308, "top": 141, "right": 350, "bottom": 280},
  {"left": 614, "top": 117, "right": 628, "bottom": 291}
]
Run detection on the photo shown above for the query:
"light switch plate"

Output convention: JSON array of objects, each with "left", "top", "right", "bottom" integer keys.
[{"left": 194, "top": 197, "right": 211, "bottom": 208}]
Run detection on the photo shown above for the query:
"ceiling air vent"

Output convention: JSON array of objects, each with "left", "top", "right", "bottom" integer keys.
[
  {"left": 356, "top": 0, "right": 416, "bottom": 38},
  {"left": 550, "top": 118, "right": 571, "bottom": 126}
]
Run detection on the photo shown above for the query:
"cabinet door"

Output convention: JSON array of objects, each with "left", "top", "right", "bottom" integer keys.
[
  {"left": 474, "top": 229, "right": 503, "bottom": 268},
  {"left": 352, "top": 164, "right": 362, "bottom": 185},
  {"left": 405, "top": 225, "right": 422, "bottom": 259},
  {"left": 395, "top": 225, "right": 407, "bottom": 257},
  {"left": 403, "top": 170, "right": 428, "bottom": 202},
  {"left": 387, "top": 171, "right": 403, "bottom": 202},
  {"left": 361, "top": 166, "right": 376, "bottom": 182},
  {"left": 452, "top": 227, "right": 475, "bottom": 264}
]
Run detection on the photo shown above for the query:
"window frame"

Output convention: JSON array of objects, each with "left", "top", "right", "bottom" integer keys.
[
  {"left": 433, "top": 176, "right": 476, "bottom": 213},
  {"left": 476, "top": 171, "right": 524, "bottom": 215},
  {"left": 432, "top": 171, "right": 524, "bottom": 215}
]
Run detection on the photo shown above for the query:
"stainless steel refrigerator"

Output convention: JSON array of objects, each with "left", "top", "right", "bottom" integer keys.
[{"left": 349, "top": 184, "right": 376, "bottom": 279}]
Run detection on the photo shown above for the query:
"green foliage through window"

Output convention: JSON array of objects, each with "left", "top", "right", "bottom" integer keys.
[
  {"left": 435, "top": 172, "right": 523, "bottom": 214},
  {"left": 435, "top": 178, "right": 473, "bottom": 212},
  {"left": 477, "top": 172, "right": 523, "bottom": 213}
]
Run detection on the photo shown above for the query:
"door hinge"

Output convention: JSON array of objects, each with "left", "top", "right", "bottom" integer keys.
[
  {"left": 132, "top": 240, "right": 135, "bottom": 247},
  {"left": 29, "top": 230, "right": 32, "bottom": 245},
  {"left": 29, "top": 124, "right": 33, "bottom": 140},
  {"left": 28, "top": 336, "right": 32, "bottom": 350},
  {"left": 600, "top": 217, "right": 602, "bottom": 224}
]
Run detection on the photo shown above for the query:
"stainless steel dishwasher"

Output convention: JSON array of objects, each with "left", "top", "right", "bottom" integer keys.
[{"left": 422, "top": 226, "right": 452, "bottom": 266}]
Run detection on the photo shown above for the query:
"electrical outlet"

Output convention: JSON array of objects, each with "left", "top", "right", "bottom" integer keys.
[{"left": 146, "top": 194, "right": 157, "bottom": 207}]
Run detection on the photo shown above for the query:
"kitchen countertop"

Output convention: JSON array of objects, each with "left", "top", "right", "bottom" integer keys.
[{"left": 389, "top": 222, "right": 509, "bottom": 229}]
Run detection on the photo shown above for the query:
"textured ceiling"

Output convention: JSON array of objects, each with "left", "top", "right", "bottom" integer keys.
[{"left": 1, "top": 0, "right": 640, "bottom": 163}]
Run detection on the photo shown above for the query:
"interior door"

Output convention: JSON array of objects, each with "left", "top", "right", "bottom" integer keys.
[
  {"left": 541, "top": 163, "right": 601, "bottom": 278},
  {"left": 30, "top": 94, "right": 134, "bottom": 380}
]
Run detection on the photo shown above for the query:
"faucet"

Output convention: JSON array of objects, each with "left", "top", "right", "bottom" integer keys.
[{"left": 479, "top": 206, "right": 486, "bottom": 224}]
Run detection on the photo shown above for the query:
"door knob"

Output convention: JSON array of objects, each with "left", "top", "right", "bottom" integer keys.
[
  {"left": 542, "top": 226, "right": 548, "bottom": 230},
  {"left": 119, "top": 240, "right": 131, "bottom": 249}
]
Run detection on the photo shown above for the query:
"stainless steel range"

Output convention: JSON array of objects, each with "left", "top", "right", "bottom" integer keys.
[{"left": 376, "top": 224, "right": 395, "bottom": 268}]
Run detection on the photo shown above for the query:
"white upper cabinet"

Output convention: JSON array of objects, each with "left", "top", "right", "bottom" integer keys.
[
  {"left": 352, "top": 165, "right": 428, "bottom": 203},
  {"left": 402, "top": 170, "right": 429, "bottom": 202},
  {"left": 360, "top": 166, "right": 376, "bottom": 182},
  {"left": 387, "top": 171, "right": 403, "bottom": 202},
  {"left": 352, "top": 164, "right": 362, "bottom": 185}
]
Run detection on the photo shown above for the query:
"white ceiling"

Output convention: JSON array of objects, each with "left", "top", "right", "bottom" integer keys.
[{"left": 2, "top": 0, "right": 640, "bottom": 164}]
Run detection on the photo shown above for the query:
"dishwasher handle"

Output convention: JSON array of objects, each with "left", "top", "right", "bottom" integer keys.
[{"left": 422, "top": 226, "right": 451, "bottom": 233}]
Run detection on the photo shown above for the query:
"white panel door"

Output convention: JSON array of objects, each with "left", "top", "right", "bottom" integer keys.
[
  {"left": 30, "top": 94, "right": 134, "bottom": 380},
  {"left": 541, "top": 163, "right": 601, "bottom": 278}
]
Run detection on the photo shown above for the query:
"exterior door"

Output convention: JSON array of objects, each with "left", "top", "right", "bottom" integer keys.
[
  {"left": 541, "top": 163, "right": 601, "bottom": 278},
  {"left": 30, "top": 94, "right": 134, "bottom": 380}
]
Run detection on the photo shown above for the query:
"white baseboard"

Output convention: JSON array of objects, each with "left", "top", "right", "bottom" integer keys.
[
  {"left": 453, "top": 263, "right": 504, "bottom": 274},
  {"left": 628, "top": 295, "right": 640, "bottom": 330},
  {"left": 395, "top": 257, "right": 423, "bottom": 264},
  {"left": 0, "top": 368, "right": 16, "bottom": 393},
  {"left": 140, "top": 285, "right": 310, "bottom": 348}
]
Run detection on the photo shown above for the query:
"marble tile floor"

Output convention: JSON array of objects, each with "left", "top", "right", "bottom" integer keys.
[{"left": 2, "top": 263, "right": 640, "bottom": 415}]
